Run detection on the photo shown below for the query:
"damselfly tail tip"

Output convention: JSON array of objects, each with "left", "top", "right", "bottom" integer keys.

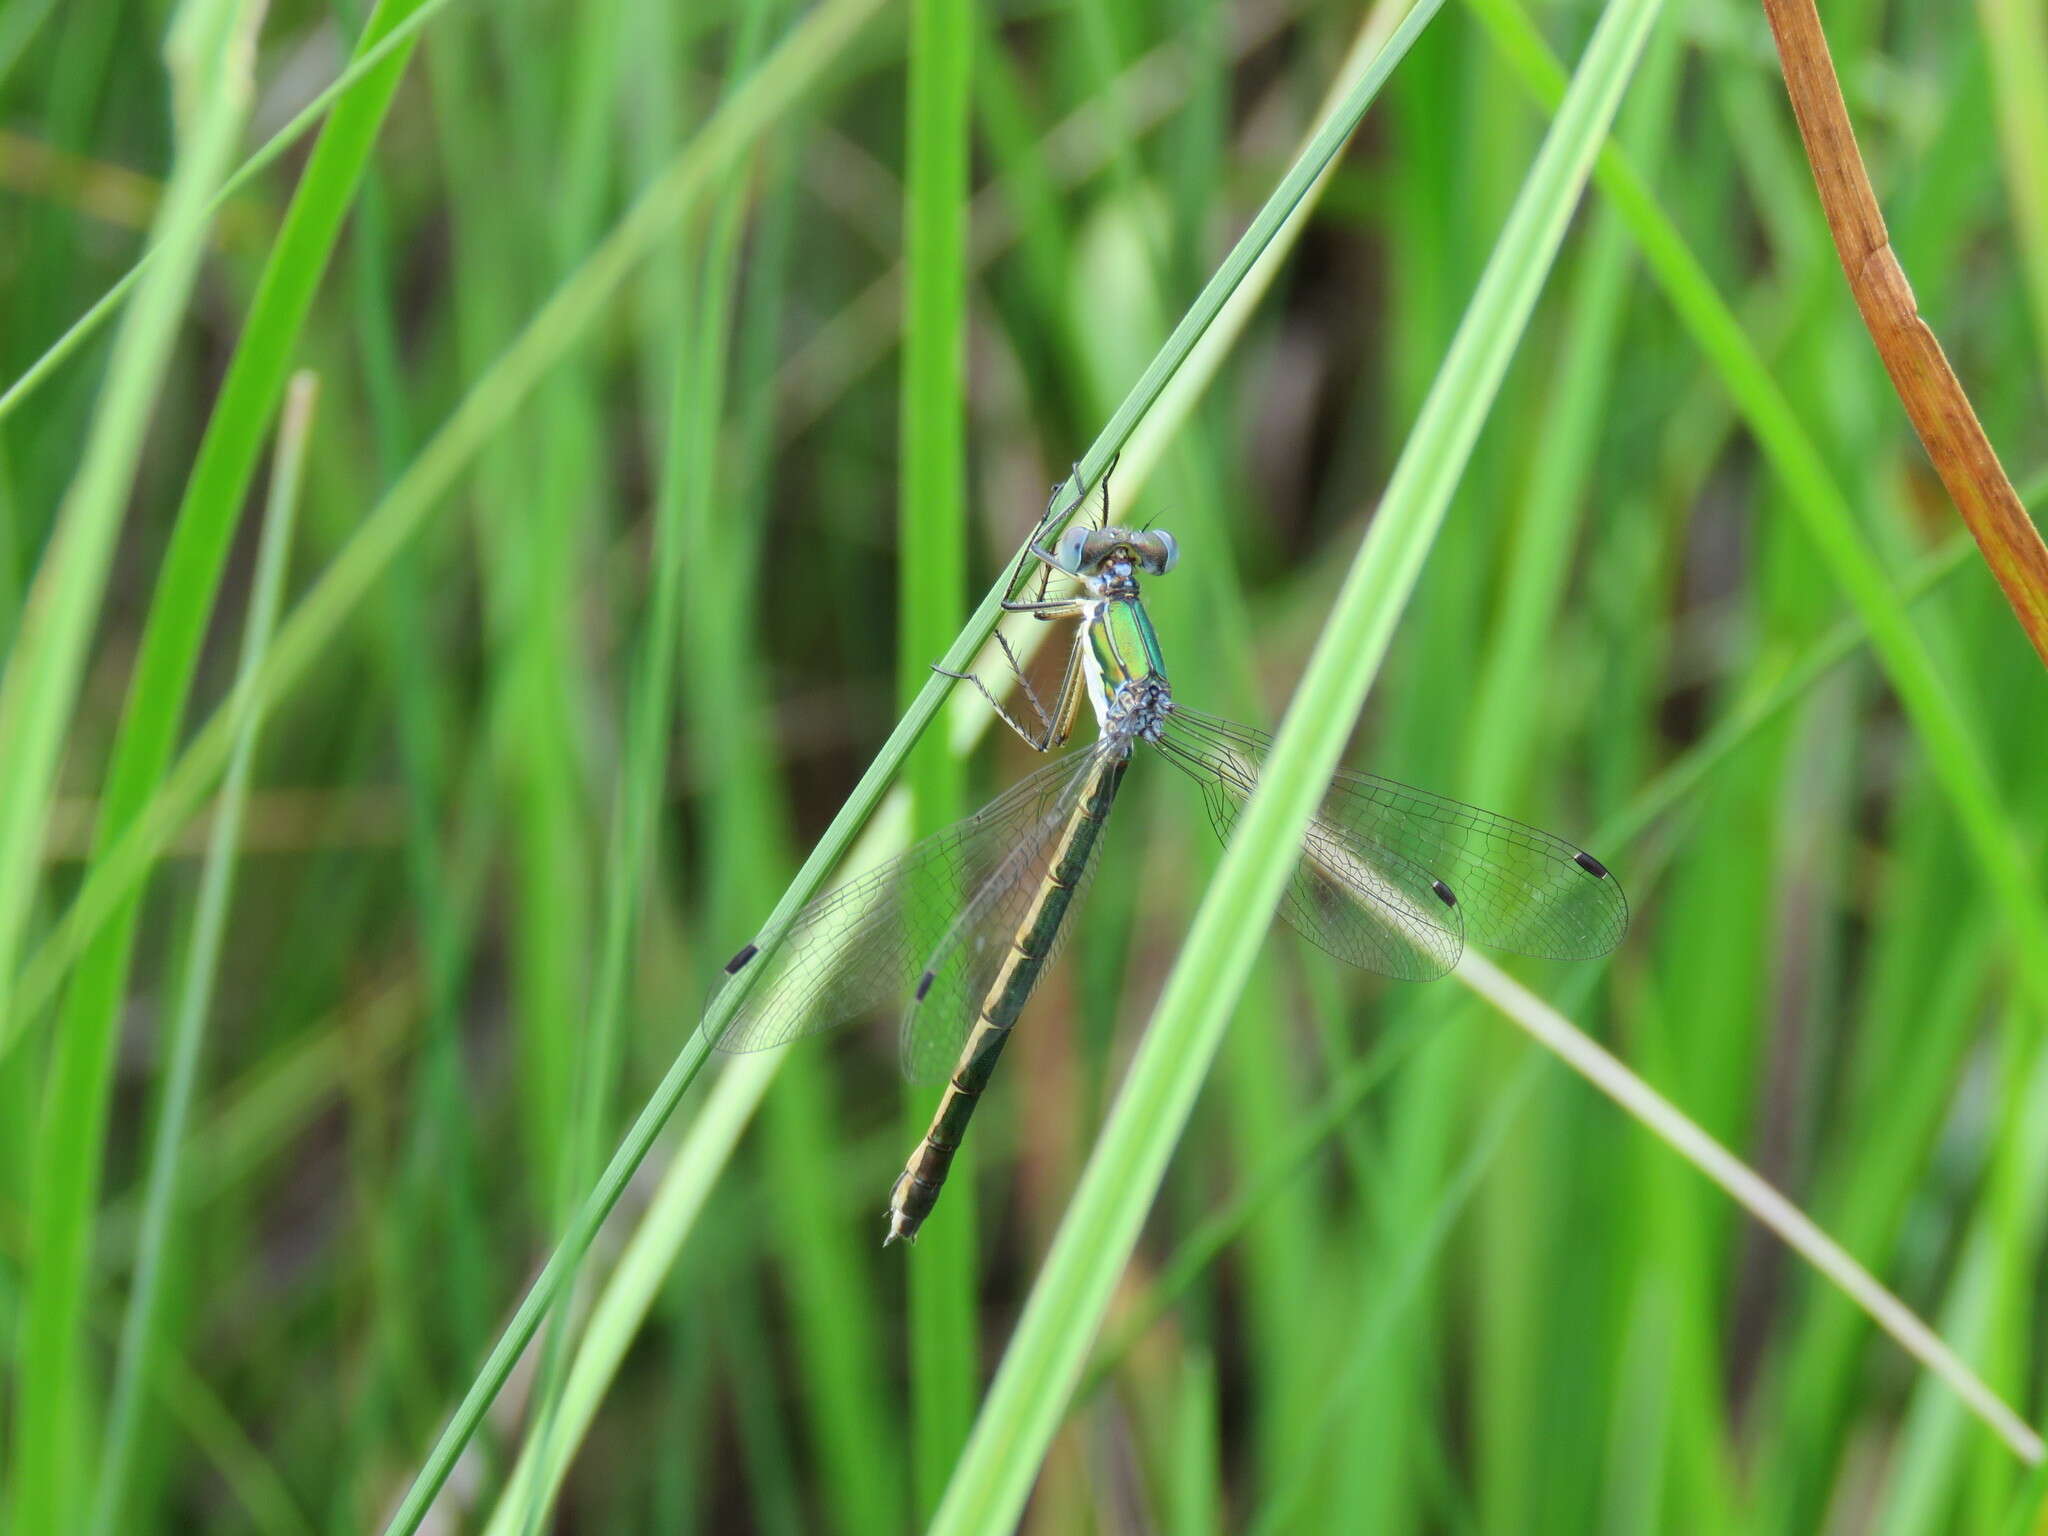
[{"left": 883, "top": 1212, "right": 918, "bottom": 1248}]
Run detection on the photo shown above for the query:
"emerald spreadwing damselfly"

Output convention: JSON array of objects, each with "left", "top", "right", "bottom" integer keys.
[{"left": 710, "top": 461, "right": 1627, "bottom": 1245}]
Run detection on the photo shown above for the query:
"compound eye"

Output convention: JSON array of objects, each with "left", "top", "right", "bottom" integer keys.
[
  {"left": 1054, "top": 523, "right": 1091, "bottom": 572},
  {"left": 1147, "top": 530, "right": 1179, "bottom": 573}
]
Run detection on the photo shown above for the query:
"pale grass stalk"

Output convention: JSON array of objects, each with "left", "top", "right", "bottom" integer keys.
[{"left": 1454, "top": 951, "right": 2045, "bottom": 1466}]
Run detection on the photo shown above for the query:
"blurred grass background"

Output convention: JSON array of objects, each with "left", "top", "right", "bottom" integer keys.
[{"left": 3, "top": 0, "right": 2047, "bottom": 1530}]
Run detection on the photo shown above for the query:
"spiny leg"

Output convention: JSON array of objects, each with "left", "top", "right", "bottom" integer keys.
[
  {"left": 993, "top": 631, "right": 1052, "bottom": 733},
  {"left": 1016, "top": 453, "right": 1119, "bottom": 605},
  {"left": 1008, "top": 463, "right": 1085, "bottom": 607},
  {"left": 1033, "top": 461, "right": 1089, "bottom": 604},
  {"left": 1012, "top": 526, "right": 1097, "bottom": 622},
  {"left": 933, "top": 620, "right": 1088, "bottom": 753},
  {"left": 933, "top": 663, "right": 1050, "bottom": 751},
  {"left": 963, "top": 630, "right": 1050, "bottom": 728},
  {"left": 933, "top": 630, "right": 1061, "bottom": 752}
]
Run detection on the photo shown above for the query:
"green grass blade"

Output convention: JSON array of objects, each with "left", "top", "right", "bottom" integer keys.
[
  {"left": 1168, "top": 1349, "right": 1222, "bottom": 1536},
  {"left": 688, "top": 72, "right": 908, "bottom": 1536},
  {"left": 19, "top": 4, "right": 428, "bottom": 1513},
  {"left": 90, "top": 371, "right": 319, "bottom": 1535},
  {"left": 1972, "top": 0, "right": 2048, "bottom": 391},
  {"left": 144, "top": 1344, "right": 319, "bottom": 1536},
  {"left": 2, "top": 2, "right": 264, "bottom": 1523},
  {"left": 0, "top": 0, "right": 61, "bottom": 91},
  {"left": 2000, "top": 1460, "right": 2048, "bottom": 1536},
  {"left": 924, "top": 1, "right": 1665, "bottom": 1527},
  {"left": 0, "top": 0, "right": 256, "bottom": 1017},
  {"left": 1113, "top": 0, "right": 1438, "bottom": 496},
  {"left": 897, "top": 0, "right": 975, "bottom": 1514},
  {"left": 1870, "top": 1025, "right": 2048, "bottom": 1528},
  {"left": 1079, "top": 1010, "right": 1440, "bottom": 1398},
  {"left": 1046, "top": 0, "right": 1445, "bottom": 514},
  {"left": 780, "top": 8, "right": 1293, "bottom": 437}
]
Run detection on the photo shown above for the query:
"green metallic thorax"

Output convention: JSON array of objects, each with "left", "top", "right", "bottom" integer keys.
[{"left": 1084, "top": 596, "right": 1168, "bottom": 726}]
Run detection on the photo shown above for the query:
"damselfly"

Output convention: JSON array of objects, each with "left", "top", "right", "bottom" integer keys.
[{"left": 711, "top": 461, "right": 1627, "bottom": 1245}]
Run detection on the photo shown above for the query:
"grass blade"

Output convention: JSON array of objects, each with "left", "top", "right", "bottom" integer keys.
[
  {"left": 3, "top": 1, "right": 264, "bottom": 1523},
  {"left": 90, "top": 372, "right": 319, "bottom": 1534},
  {"left": 23, "top": 3, "right": 429, "bottom": 1513},
  {"left": 1975, "top": 0, "right": 2048, "bottom": 393},
  {"left": 897, "top": 0, "right": 975, "bottom": 1513}
]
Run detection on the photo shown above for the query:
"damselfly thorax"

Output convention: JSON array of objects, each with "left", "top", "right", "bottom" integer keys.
[{"left": 711, "top": 458, "right": 1626, "bottom": 1245}]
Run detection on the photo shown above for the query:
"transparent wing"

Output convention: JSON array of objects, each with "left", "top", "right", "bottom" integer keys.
[
  {"left": 1153, "top": 709, "right": 1463, "bottom": 980},
  {"left": 898, "top": 750, "right": 1124, "bottom": 1081},
  {"left": 706, "top": 747, "right": 1106, "bottom": 1079},
  {"left": 1157, "top": 706, "right": 1628, "bottom": 973}
]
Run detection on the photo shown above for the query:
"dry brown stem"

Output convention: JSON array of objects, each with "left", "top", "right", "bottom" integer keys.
[{"left": 1761, "top": 0, "right": 2048, "bottom": 670}]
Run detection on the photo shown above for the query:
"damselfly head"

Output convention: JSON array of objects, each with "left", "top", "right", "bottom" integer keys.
[{"left": 1054, "top": 525, "right": 1180, "bottom": 579}]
